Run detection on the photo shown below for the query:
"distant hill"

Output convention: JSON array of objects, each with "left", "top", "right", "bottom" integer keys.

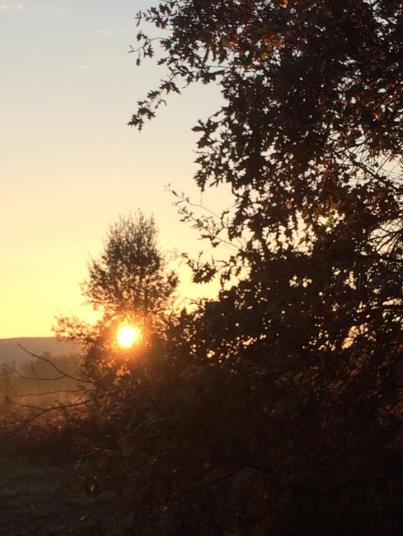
[{"left": 0, "top": 338, "right": 78, "bottom": 366}]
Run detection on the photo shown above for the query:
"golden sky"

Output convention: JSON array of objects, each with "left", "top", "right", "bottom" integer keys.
[{"left": 1, "top": 0, "right": 227, "bottom": 338}]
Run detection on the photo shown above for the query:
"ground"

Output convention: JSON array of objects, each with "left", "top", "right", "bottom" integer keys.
[{"left": 0, "top": 441, "right": 130, "bottom": 536}]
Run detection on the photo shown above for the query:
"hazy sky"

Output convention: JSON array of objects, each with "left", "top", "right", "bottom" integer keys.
[{"left": 1, "top": 0, "right": 227, "bottom": 338}]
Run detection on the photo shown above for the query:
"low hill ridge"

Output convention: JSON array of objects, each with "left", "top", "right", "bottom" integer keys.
[{"left": 0, "top": 337, "right": 77, "bottom": 366}]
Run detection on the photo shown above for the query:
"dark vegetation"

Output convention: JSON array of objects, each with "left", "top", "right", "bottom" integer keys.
[{"left": 1, "top": 1, "right": 402, "bottom": 535}]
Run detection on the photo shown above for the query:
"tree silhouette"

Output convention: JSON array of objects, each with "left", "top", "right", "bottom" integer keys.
[
  {"left": 82, "top": 213, "right": 177, "bottom": 322},
  {"left": 56, "top": 212, "right": 178, "bottom": 397},
  {"left": 57, "top": 212, "right": 177, "bottom": 334},
  {"left": 127, "top": 1, "right": 402, "bottom": 534}
]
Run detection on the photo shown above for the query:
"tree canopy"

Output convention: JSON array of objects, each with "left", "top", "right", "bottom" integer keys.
[
  {"left": 130, "top": 0, "right": 402, "bottom": 380},
  {"left": 56, "top": 213, "right": 178, "bottom": 390},
  {"left": 82, "top": 213, "right": 177, "bottom": 323},
  {"left": 57, "top": 212, "right": 178, "bottom": 343},
  {"left": 125, "top": 1, "right": 403, "bottom": 534},
  {"left": 37, "top": 3, "right": 403, "bottom": 535}
]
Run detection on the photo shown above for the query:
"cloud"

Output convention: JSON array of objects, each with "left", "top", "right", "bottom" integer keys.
[
  {"left": 0, "top": 2, "right": 24, "bottom": 11},
  {"left": 0, "top": 2, "right": 70, "bottom": 16},
  {"left": 51, "top": 5, "right": 69, "bottom": 16},
  {"left": 97, "top": 29, "right": 112, "bottom": 37},
  {"left": 76, "top": 64, "right": 90, "bottom": 72}
]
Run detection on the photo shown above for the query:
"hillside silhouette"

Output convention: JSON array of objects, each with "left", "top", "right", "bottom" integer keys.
[{"left": 0, "top": 338, "right": 77, "bottom": 366}]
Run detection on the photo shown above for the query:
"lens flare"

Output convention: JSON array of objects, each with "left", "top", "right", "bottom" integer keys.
[{"left": 117, "top": 324, "right": 142, "bottom": 349}]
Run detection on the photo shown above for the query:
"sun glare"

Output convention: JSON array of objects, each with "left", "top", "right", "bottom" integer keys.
[{"left": 117, "top": 324, "right": 142, "bottom": 349}]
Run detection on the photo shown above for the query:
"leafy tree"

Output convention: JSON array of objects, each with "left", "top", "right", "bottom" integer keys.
[
  {"left": 56, "top": 213, "right": 178, "bottom": 408},
  {"left": 1, "top": 215, "right": 181, "bottom": 491},
  {"left": 32, "top": 4, "right": 400, "bottom": 534},
  {"left": 126, "top": 1, "right": 402, "bottom": 534},
  {"left": 57, "top": 212, "right": 177, "bottom": 337},
  {"left": 82, "top": 213, "right": 177, "bottom": 322}
]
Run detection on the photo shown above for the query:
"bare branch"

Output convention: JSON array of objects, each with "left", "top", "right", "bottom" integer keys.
[
  {"left": 11, "top": 395, "right": 101, "bottom": 429},
  {"left": 16, "top": 389, "right": 90, "bottom": 398},
  {"left": 18, "top": 344, "right": 93, "bottom": 384},
  {"left": 13, "top": 367, "right": 67, "bottom": 382}
]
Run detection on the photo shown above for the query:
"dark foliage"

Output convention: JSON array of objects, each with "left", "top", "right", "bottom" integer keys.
[
  {"left": 33, "top": 2, "right": 403, "bottom": 535},
  {"left": 126, "top": 1, "right": 403, "bottom": 534},
  {"left": 55, "top": 212, "right": 178, "bottom": 386}
]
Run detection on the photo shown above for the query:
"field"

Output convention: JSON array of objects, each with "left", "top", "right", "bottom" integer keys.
[
  {"left": 0, "top": 351, "right": 132, "bottom": 536},
  {"left": 0, "top": 439, "right": 130, "bottom": 536}
]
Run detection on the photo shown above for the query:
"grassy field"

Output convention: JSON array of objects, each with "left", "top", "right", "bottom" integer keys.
[{"left": 0, "top": 440, "right": 130, "bottom": 536}]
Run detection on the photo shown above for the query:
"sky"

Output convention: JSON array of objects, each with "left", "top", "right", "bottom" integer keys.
[{"left": 0, "top": 0, "right": 228, "bottom": 338}]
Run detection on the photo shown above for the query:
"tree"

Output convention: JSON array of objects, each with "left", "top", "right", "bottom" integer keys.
[
  {"left": 58, "top": 212, "right": 177, "bottom": 336},
  {"left": 128, "top": 1, "right": 402, "bottom": 534},
  {"left": 82, "top": 213, "right": 177, "bottom": 321},
  {"left": 56, "top": 213, "right": 178, "bottom": 402}
]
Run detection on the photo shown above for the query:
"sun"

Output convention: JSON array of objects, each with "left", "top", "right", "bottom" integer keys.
[{"left": 117, "top": 324, "right": 142, "bottom": 349}]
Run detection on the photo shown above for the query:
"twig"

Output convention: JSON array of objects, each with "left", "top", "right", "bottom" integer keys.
[
  {"left": 16, "top": 389, "right": 89, "bottom": 398},
  {"left": 18, "top": 344, "right": 93, "bottom": 384},
  {"left": 13, "top": 367, "right": 66, "bottom": 382},
  {"left": 13, "top": 395, "right": 100, "bottom": 429}
]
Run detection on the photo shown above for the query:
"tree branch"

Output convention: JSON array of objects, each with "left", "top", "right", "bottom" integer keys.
[{"left": 17, "top": 344, "right": 93, "bottom": 384}]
